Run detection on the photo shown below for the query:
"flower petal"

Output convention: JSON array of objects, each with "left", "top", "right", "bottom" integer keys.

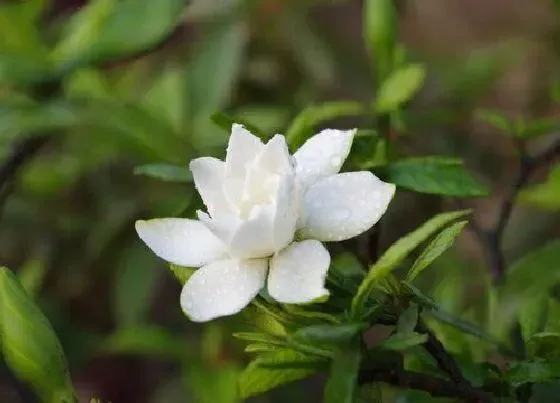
[
  {"left": 298, "top": 171, "right": 395, "bottom": 241},
  {"left": 135, "top": 218, "right": 226, "bottom": 267},
  {"left": 254, "top": 134, "right": 293, "bottom": 175},
  {"left": 189, "top": 157, "right": 229, "bottom": 217},
  {"left": 197, "top": 210, "right": 240, "bottom": 245},
  {"left": 229, "top": 173, "right": 298, "bottom": 259},
  {"left": 272, "top": 173, "right": 298, "bottom": 252},
  {"left": 224, "top": 124, "right": 264, "bottom": 207},
  {"left": 180, "top": 258, "right": 267, "bottom": 322},
  {"left": 228, "top": 204, "right": 276, "bottom": 259},
  {"left": 268, "top": 240, "right": 330, "bottom": 303},
  {"left": 294, "top": 129, "right": 355, "bottom": 189}
]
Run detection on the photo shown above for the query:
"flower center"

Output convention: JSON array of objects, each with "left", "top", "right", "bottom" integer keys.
[{"left": 237, "top": 172, "right": 280, "bottom": 219}]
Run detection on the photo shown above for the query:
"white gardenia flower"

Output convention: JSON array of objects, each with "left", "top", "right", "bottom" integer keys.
[{"left": 136, "top": 124, "right": 396, "bottom": 322}]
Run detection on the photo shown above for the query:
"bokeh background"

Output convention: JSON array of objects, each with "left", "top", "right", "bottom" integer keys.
[{"left": 1, "top": 0, "right": 560, "bottom": 402}]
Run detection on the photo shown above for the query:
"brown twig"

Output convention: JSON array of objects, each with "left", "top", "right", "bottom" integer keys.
[{"left": 358, "top": 365, "right": 494, "bottom": 402}]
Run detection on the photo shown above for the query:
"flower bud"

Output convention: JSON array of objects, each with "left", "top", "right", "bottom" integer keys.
[{"left": 0, "top": 268, "right": 77, "bottom": 403}]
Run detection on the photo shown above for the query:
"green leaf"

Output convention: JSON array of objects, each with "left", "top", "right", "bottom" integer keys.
[
  {"left": 476, "top": 109, "right": 513, "bottom": 134},
  {"left": 53, "top": 0, "right": 185, "bottom": 68},
  {"left": 351, "top": 210, "right": 470, "bottom": 319},
  {"left": 527, "top": 333, "right": 560, "bottom": 360},
  {"left": 397, "top": 303, "right": 419, "bottom": 334},
  {"left": 0, "top": 267, "right": 77, "bottom": 403},
  {"left": 245, "top": 343, "right": 282, "bottom": 354},
  {"left": 379, "top": 332, "right": 428, "bottom": 351},
  {"left": 518, "top": 294, "right": 548, "bottom": 342},
  {"left": 292, "top": 324, "right": 366, "bottom": 345},
  {"left": 17, "top": 257, "right": 46, "bottom": 297},
  {"left": 210, "top": 112, "right": 268, "bottom": 139},
  {"left": 285, "top": 101, "right": 364, "bottom": 150},
  {"left": 134, "top": 164, "right": 193, "bottom": 183},
  {"left": 0, "top": 2, "right": 51, "bottom": 84},
  {"left": 239, "top": 349, "right": 325, "bottom": 399},
  {"left": 504, "top": 240, "right": 560, "bottom": 296},
  {"left": 188, "top": 17, "right": 246, "bottom": 126},
  {"left": 425, "top": 309, "right": 516, "bottom": 357},
  {"left": 406, "top": 221, "right": 467, "bottom": 282},
  {"left": 518, "top": 163, "right": 560, "bottom": 210},
  {"left": 520, "top": 117, "right": 560, "bottom": 139},
  {"left": 386, "top": 157, "right": 488, "bottom": 197},
  {"left": 375, "top": 64, "right": 426, "bottom": 114},
  {"left": 506, "top": 359, "right": 560, "bottom": 386},
  {"left": 168, "top": 264, "right": 196, "bottom": 285},
  {"left": 114, "top": 243, "right": 159, "bottom": 328},
  {"left": 401, "top": 282, "right": 438, "bottom": 310},
  {"left": 86, "top": 99, "right": 188, "bottom": 164},
  {"left": 324, "top": 346, "right": 361, "bottom": 403},
  {"left": 102, "top": 325, "right": 186, "bottom": 359},
  {"left": 364, "top": 0, "right": 397, "bottom": 80},
  {"left": 142, "top": 66, "right": 186, "bottom": 133},
  {"left": 0, "top": 101, "right": 82, "bottom": 143}
]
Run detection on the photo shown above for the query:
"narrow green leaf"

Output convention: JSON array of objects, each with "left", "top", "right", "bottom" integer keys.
[
  {"left": 168, "top": 264, "right": 196, "bottom": 285},
  {"left": 520, "top": 117, "right": 560, "bottom": 139},
  {"left": 244, "top": 343, "right": 282, "bottom": 354},
  {"left": 425, "top": 310, "right": 517, "bottom": 357},
  {"left": 506, "top": 359, "right": 560, "bottom": 386},
  {"left": 504, "top": 240, "right": 560, "bottom": 296},
  {"left": 239, "top": 349, "right": 325, "bottom": 399},
  {"left": 282, "top": 304, "right": 340, "bottom": 325},
  {"left": 518, "top": 294, "right": 548, "bottom": 343},
  {"left": 363, "top": 0, "right": 397, "bottom": 80},
  {"left": 324, "top": 346, "right": 361, "bottom": 403},
  {"left": 397, "top": 303, "right": 419, "bottom": 334},
  {"left": 406, "top": 221, "right": 467, "bottom": 282},
  {"left": 476, "top": 109, "right": 513, "bottom": 134},
  {"left": 142, "top": 66, "right": 186, "bottom": 133},
  {"left": 54, "top": 0, "right": 185, "bottom": 67},
  {"left": 0, "top": 267, "right": 77, "bottom": 403},
  {"left": 386, "top": 157, "right": 488, "bottom": 197},
  {"left": 134, "top": 164, "right": 193, "bottom": 183},
  {"left": 232, "top": 332, "right": 286, "bottom": 346},
  {"left": 0, "top": 101, "right": 82, "bottom": 143},
  {"left": 401, "top": 282, "right": 438, "bottom": 310},
  {"left": 114, "top": 243, "right": 159, "bottom": 328},
  {"left": 379, "top": 332, "right": 428, "bottom": 351},
  {"left": 375, "top": 64, "right": 426, "bottom": 114},
  {"left": 285, "top": 101, "right": 364, "bottom": 150},
  {"left": 188, "top": 17, "right": 246, "bottom": 125},
  {"left": 351, "top": 210, "right": 470, "bottom": 319},
  {"left": 86, "top": 99, "right": 188, "bottom": 164},
  {"left": 292, "top": 324, "right": 366, "bottom": 345}
]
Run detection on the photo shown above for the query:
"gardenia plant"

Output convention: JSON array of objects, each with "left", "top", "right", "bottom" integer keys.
[{"left": 136, "top": 124, "right": 396, "bottom": 322}]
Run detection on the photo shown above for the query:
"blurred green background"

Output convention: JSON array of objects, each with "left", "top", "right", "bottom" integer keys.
[{"left": 2, "top": 0, "right": 560, "bottom": 402}]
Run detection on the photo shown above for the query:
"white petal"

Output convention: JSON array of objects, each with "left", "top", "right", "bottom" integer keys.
[
  {"left": 135, "top": 218, "right": 226, "bottom": 267},
  {"left": 189, "top": 157, "right": 229, "bottom": 217},
  {"left": 197, "top": 210, "right": 240, "bottom": 245},
  {"left": 272, "top": 173, "right": 298, "bottom": 252},
  {"left": 228, "top": 204, "right": 276, "bottom": 259},
  {"left": 268, "top": 240, "right": 330, "bottom": 303},
  {"left": 294, "top": 129, "right": 355, "bottom": 189},
  {"left": 229, "top": 174, "right": 298, "bottom": 259},
  {"left": 224, "top": 124, "right": 264, "bottom": 206},
  {"left": 180, "top": 258, "right": 267, "bottom": 322},
  {"left": 254, "top": 134, "right": 293, "bottom": 175},
  {"left": 298, "top": 172, "right": 395, "bottom": 241}
]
